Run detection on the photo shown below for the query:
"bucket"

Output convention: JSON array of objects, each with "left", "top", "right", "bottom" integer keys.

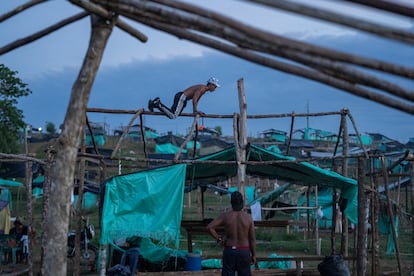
[{"left": 185, "top": 253, "right": 202, "bottom": 271}]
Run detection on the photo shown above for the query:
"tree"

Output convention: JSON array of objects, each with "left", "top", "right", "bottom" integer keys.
[
  {"left": 0, "top": 64, "right": 31, "bottom": 153},
  {"left": 214, "top": 126, "right": 222, "bottom": 136},
  {"left": 45, "top": 121, "right": 57, "bottom": 137}
]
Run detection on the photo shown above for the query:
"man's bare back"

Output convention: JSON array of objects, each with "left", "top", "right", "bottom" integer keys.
[
  {"left": 213, "top": 210, "right": 254, "bottom": 247},
  {"left": 207, "top": 191, "right": 257, "bottom": 274}
]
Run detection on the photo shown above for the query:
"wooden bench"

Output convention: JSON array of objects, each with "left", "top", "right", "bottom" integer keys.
[{"left": 181, "top": 220, "right": 298, "bottom": 252}]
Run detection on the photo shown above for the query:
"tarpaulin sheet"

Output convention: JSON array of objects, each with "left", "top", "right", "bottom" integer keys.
[{"left": 100, "top": 164, "right": 186, "bottom": 247}]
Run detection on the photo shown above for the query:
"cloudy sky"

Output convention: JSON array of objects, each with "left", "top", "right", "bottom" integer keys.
[{"left": 1, "top": 1, "right": 413, "bottom": 142}]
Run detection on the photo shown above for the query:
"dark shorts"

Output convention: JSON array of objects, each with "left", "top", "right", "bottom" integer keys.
[{"left": 221, "top": 247, "right": 251, "bottom": 276}]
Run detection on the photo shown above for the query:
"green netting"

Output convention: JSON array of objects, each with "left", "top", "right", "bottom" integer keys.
[{"left": 100, "top": 164, "right": 186, "bottom": 247}]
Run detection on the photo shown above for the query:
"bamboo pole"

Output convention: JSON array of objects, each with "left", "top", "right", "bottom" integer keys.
[
  {"left": 133, "top": 18, "right": 414, "bottom": 114},
  {"left": 85, "top": 115, "right": 100, "bottom": 155},
  {"left": 245, "top": 0, "right": 414, "bottom": 45},
  {"left": 174, "top": 114, "right": 200, "bottom": 162},
  {"left": 381, "top": 157, "right": 403, "bottom": 276},
  {"left": 340, "top": 110, "right": 349, "bottom": 257},
  {"left": 330, "top": 188, "right": 337, "bottom": 254},
  {"left": 371, "top": 159, "right": 380, "bottom": 276},
  {"left": 237, "top": 79, "right": 248, "bottom": 199},
  {"left": 357, "top": 157, "right": 367, "bottom": 276},
  {"left": 0, "top": 0, "right": 47, "bottom": 23},
  {"left": 347, "top": 111, "right": 369, "bottom": 159},
  {"left": 139, "top": 113, "right": 148, "bottom": 168},
  {"left": 410, "top": 161, "right": 414, "bottom": 275},
  {"left": 315, "top": 186, "right": 320, "bottom": 256},
  {"left": 69, "top": 0, "right": 148, "bottom": 42},
  {"left": 286, "top": 112, "right": 295, "bottom": 156},
  {"left": 87, "top": 107, "right": 342, "bottom": 119},
  {"left": 147, "top": 0, "right": 414, "bottom": 79},
  {"left": 111, "top": 109, "right": 144, "bottom": 159},
  {"left": 24, "top": 127, "right": 34, "bottom": 275},
  {"left": 344, "top": 0, "right": 414, "bottom": 17},
  {"left": 0, "top": 12, "right": 90, "bottom": 55}
]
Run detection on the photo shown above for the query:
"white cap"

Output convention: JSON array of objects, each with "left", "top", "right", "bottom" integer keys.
[{"left": 207, "top": 77, "right": 220, "bottom": 87}]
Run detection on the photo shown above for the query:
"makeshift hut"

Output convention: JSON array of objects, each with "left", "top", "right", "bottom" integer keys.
[{"left": 99, "top": 144, "right": 357, "bottom": 272}]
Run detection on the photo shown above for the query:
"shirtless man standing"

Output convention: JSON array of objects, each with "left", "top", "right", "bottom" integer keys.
[
  {"left": 207, "top": 191, "right": 257, "bottom": 276},
  {"left": 148, "top": 77, "right": 220, "bottom": 119}
]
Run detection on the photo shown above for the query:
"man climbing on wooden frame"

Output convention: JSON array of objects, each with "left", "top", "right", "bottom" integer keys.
[{"left": 148, "top": 77, "right": 220, "bottom": 119}]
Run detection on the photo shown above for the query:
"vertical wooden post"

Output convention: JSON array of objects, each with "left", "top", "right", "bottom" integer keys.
[
  {"left": 357, "top": 157, "right": 367, "bottom": 276},
  {"left": 331, "top": 189, "right": 337, "bottom": 254},
  {"left": 371, "top": 159, "right": 380, "bottom": 276},
  {"left": 237, "top": 78, "right": 247, "bottom": 200},
  {"left": 315, "top": 186, "right": 320, "bottom": 255},
  {"left": 306, "top": 187, "right": 310, "bottom": 239},
  {"left": 410, "top": 161, "right": 414, "bottom": 275},
  {"left": 340, "top": 109, "right": 349, "bottom": 256},
  {"left": 197, "top": 186, "right": 202, "bottom": 219},
  {"left": 139, "top": 113, "right": 148, "bottom": 167},
  {"left": 286, "top": 113, "right": 295, "bottom": 156},
  {"left": 23, "top": 125, "right": 34, "bottom": 274},
  {"left": 25, "top": 160, "right": 33, "bottom": 273},
  {"left": 381, "top": 157, "right": 402, "bottom": 275}
]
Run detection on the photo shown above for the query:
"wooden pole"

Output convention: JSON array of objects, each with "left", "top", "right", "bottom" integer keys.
[
  {"left": 174, "top": 114, "right": 200, "bottom": 162},
  {"left": 410, "top": 161, "right": 414, "bottom": 275},
  {"left": 25, "top": 160, "right": 33, "bottom": 273},
  {"left": 340, "top": 109, "right": 349, "bottom": 257},
  {"left": 357, "top": 157, "right": 367, "bottom": 276},
  {"left": 315, "top": 186, "right": 320, "bottom": 255},
  {"left": 237, "top": 78, "right": 248, "bottom": 199},
  {"left": 371, "top": 158, "right": 380, "bottom": 276},
  {"left": 139, "top": 113, "right": 148, "bottom": 167},
  {"left": 331, "top": 188, "right": 337, "bottom": 254},
  {"left": 111, "top": 109, "right": 143, "bottom": 159},
  {"left": 286, "top": 113, "right": 295, "bottom": 156},
  {"left": 381, "top": 157, "right": 403, "bottom": 275},
  {"left": 306, "top": 187, "right": 310, "bottom": 239}
]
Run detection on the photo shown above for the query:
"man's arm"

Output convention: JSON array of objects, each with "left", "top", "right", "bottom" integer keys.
[
  {"left": 248, "top": 219, "right": 258, "bottom": 266},
  {"left": 207, "top": 216, "right": 224, "bottom": 244},
  {"left": 191, "top": 88, "right": 206, "bottom": 115}
]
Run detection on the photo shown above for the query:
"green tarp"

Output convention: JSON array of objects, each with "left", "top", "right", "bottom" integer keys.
[
  {"left": 155, "top": 144, "right": 187, "bottom": 154},
  {"left": 0, "top": 178, "right": 23, "bottom": 187},
  {"left": 101, "top": 164, "right": 186, "bottom": 247},
  {"left": 186, "top": 145, "right": 358, "bottom": 224}
]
